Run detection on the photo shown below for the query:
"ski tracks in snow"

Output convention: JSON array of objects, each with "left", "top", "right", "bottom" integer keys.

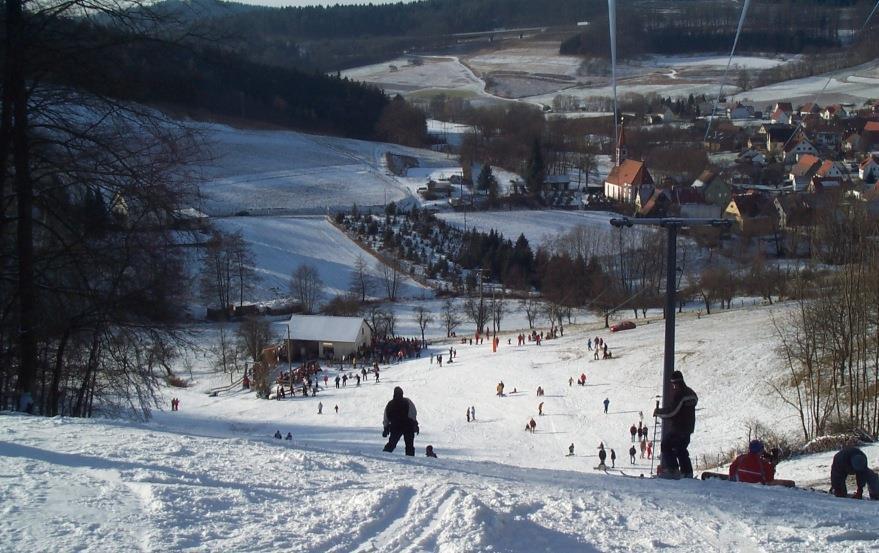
[{"left": 331, "top": 482, "right": 460, "bottom": 553}]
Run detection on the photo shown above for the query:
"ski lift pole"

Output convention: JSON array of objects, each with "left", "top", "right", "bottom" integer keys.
[{"left": 609, "top": 217, "right": 731, "bottom": 448}]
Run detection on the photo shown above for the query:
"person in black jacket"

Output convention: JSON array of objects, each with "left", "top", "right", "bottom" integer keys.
[
  {"left": 382, "top": 386, "right": 419, "bottom": 456},
  {"left": 830, "top": 447, "right": 879, "bottom": 499},
  {"left": 654, "top": 370, "right": 698, "bottom": 479}
]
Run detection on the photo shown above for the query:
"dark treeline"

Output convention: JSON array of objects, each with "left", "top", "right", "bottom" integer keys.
[
  {"left": 560, "top": 0, "right": 869, "bottom": 58},
  {"left": 37, "top": 22, "right": 391, "bottom": 139},
  {"left": 187, "top": 0, "right": 872, "bottom": 71}
]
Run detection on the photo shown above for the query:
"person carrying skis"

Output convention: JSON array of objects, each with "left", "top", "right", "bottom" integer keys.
[
  {"left": 729, "top": 440, "right": 776, "bottom": 484},
  {"left": 382, "top": 386, "right": 419, "bottom": 456},
  {"left": 629, "top": 445, "right": 637, "bottom": 464},
  {"left": 654, "top": 370, "right": 699, "bottom": 479},
  {"left": 830, "top": 447, "right": 879, "bottom": 499}
]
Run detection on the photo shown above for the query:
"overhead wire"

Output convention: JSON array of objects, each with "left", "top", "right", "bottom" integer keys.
[{"left": 704, "top": 0, "right": 752, "bottom": 142}]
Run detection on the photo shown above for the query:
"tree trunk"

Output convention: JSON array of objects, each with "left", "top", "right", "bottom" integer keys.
[
  {"left": 47, "top": 329, "right": 71, "bottom": 417},
  {"left": 10, "top": 0, "right": 37, "bottom": 411}
]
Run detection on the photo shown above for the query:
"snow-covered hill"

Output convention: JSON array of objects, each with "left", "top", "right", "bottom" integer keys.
[
  {"left": 191, "top": 122, "right": 457, "bottom": 217},
  {"left": 3, "top": 303, "right": 878, "bottom": 552}
]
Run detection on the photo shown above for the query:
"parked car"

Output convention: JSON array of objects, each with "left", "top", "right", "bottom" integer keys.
[{"left": 610, "top": 320, "right": 636, "bottom": 332}]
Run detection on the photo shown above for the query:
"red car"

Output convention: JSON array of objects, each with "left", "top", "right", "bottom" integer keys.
[{"left": 611, "top": 321, "right": 636, "bottom": 332}]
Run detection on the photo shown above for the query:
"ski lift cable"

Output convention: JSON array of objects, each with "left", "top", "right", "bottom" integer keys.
[
  {"left": 808, "top": 0, "right": 879, "bottom": 108},
  {"left": 608, "top": 0, "right": 618, "bottom": 158},
  {"left": 704, "top": 0, "right": 752, "bottom": 142},
  {"left": 781, "top": 0, "right": 879, "bottom": 152}
]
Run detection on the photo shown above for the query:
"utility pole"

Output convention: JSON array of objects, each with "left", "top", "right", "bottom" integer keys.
[{"left": 609, "top": 217, "right": 730, "bottom": 467}]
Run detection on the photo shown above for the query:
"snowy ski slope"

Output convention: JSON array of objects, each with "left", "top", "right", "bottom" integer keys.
[{"left": 2, "top": 304, "right": 878, "bottom": 551}]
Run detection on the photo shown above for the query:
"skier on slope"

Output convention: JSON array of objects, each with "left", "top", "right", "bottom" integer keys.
[
  {"left": 729, "top": 440, "right": 775, "bottom": 484},
  {"left": 382, "top": 386, "right": 419, "bottom": 456},
  {"left": 603, "top": 397, "right": 610, "bottom": 414},
  {"left": 830, "top": 447, "right": 879, "bottom": 499},
  {"left": 654, "top": 370, "right": 699, "bottom": 479}
]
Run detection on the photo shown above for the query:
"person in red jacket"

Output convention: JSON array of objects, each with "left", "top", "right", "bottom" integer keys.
[{"left": 729, "top": 440, "right": 775, "bottom": 484}]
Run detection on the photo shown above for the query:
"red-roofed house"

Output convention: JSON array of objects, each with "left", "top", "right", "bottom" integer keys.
[
  {"left": 789, "top": 154, "right": 822, "bottom": 191},
  {"left": 604, "top": 159, "right": 655, "bottom": 203},
  {"left": 860, "top": 155, "right": 879, "bottom": 183},
  {"left": 808, "top": 160, "right": 849, "bottom": 193},
  {"left": 821, "top": 104, "right": 848, "bottom": 120},
  {"left": 783, "top": 137, "right": 819, "bottom": 165},
  {"left": 863, "top": 121, "right": 879, "bottom": 150},
  {"left": 771, "top": 106, "right": 793, "bottom": 125}
]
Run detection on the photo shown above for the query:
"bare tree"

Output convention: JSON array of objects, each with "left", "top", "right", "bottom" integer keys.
[
  {"left": 490, "top": 294, "right": 506, "bottom": 334},
  {"left": 349, "top": 254, "right": 373, "bottom": 303},
  {"left": 520, "top": 297, "right": 540, "bottom": 329},
  {"left": 440, "top": 298, "right": 461, "bottom": 337},
  {"left": 200, "top": 231, "right": 258, "bottom": 314},
  {"left": 213, "top": 325, "right": 243, "bottom": 384},
  {"left": 464, "top": 296, "right": 489, "bottom": 336},
  {"left": 377, "top": 256, "right": 401, "bottom": 301},
  {"left": 237, "top": 316, "right": 273, "bottom": 363},
  {"left": 414, "top": 306, "right": 433, "bottom": 346},
  {"left": 290, "top": 265, "right": 324, "bottom": 314}
]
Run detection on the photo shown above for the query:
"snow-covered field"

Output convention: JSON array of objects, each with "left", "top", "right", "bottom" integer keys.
[
  {"left": 732, "top": 58, "right": 879, "bottom": 106},
  {"left": 192, "top": 122, "right": 453, "bottom": 216},
  {"left": 437, "top": 209, "right": 636, "bottom": 248},
  {"left": 3, "top": 304, "right": 879, "bottom": 552},
  {"left": 213, "top": 216, "right": 429, "bottom": 302},
  {"left": 340, "top": 56, "right": 490, "bottom": 99}
]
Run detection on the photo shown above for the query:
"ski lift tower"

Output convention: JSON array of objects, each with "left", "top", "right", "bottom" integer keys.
[{"left": 609, "top": 217, "right": 731, "bottom": 454}]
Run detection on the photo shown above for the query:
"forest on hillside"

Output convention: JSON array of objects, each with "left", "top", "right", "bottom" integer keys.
[{"left": 192, "top": 0, "right": 871, "bottom": 71}]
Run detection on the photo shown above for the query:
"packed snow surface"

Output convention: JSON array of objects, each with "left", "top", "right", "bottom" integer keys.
[{"left": 3, "top": 305, "right": 879, "bottom": 551}]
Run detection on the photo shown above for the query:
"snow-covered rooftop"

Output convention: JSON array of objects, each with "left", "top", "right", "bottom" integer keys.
[{"left": 285, "top": 314, "right": 366, "bottom": 343}]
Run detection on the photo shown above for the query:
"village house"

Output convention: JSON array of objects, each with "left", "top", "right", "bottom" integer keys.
[
  {"left": 723, "top": 193, "right": 777, "bottom": 235},
  {"left": 862, "top": 121, "right": 879, "bottom": 151},
  {"left": 757, "top": 123, "right": 802, "bottom": 153},
  {"left": 727, "top": 103, "right": 754, "bottom": 120},
  {"left": 284, "top": 315, "right": 372, "bottom": 361},
  {"left": 798, "top": 102, "right": 821, "bottom": 117},
  {"left": 770, "top": 102, "right": 794, "bottom": 125},
  {"left": 692, "top": 170, "right": 732, "bottom": 208},
  {"left": 821, "top": 104, "right": 848, "bottom": 120},
  {"left": 789, "top": 154, "right": 822, "bottom": 191},
  {"left": 808, "top": 160, "right": 849, "bottom": 193},
  {"left": 783, "top": 137, "right": 819, "bottom": 165},
  {"left": 859, "top": 155, "right": 879, "bottom": 183}
]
